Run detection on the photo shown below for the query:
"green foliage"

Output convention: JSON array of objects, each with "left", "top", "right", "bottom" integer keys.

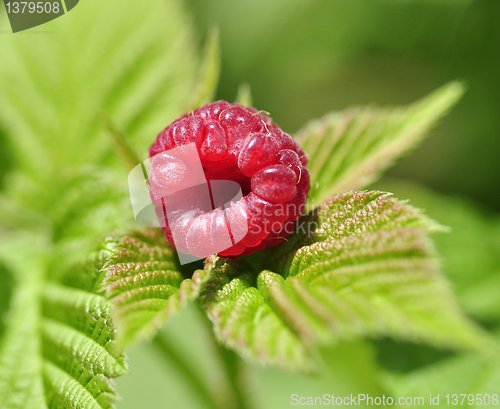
[
  {"left": 0, "top": 236, "right": 46, "bottom": 409},
  {"left": 378, "top": 179, "right": 500, "bottom": 326},
  {"left": 0, "top": 0, "right": 197, "bottom": 177},
  {"left": 200, "top": 192, "right": 489, "bottom": 371},
  {"left": 370, "top": 183, "right": 500, "bottom": 402},
  {"left": 89, "top": 83, "right": 490, "bottom": 383},
  {"left": 0, "top": 0, "right": 202, "bottom": 407},
  {"left": 296, "top": 82, "right": 464, "bottom": 206},
  {"left": 201, "top": 258, "right": 314, "bottom": 371},
  {"left": 0, "top": 0, "right": 200, "bottom": 239},
  {"left": 103, "top": 229, "right": 212, "bottom": 348},
  {"left": 100, "top": 191, "right": 491, "bottom": 374},
  {"left": 0, "top": 0, "right": 496, "bottom": 405},
  {"left": 115, "top": 313, "right": 385, "bottom": 409},
  {"left": 0, "top": 237, "right": 127, "bottom": 409}
]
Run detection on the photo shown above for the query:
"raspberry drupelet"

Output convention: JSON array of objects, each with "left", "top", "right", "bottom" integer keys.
[{"left": 148, "top": 101, "right": 310, "bottom": 257}]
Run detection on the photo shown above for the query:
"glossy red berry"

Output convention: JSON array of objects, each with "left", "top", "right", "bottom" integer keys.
[{"left": 149, "top": 101, "right": 309, "bottom": 257}]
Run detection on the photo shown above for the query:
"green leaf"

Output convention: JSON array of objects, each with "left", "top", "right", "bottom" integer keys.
[
  {"left": 235, "top": 83, "right": 253, "bottom": 108},
  {"left": 296, "top": 82, "right": 465, "bottom": 206},
  {"left": 382, "top": 333, "right": 500, "bottom": 406},
  {"left": 103, "top": 229, "right": 212, "bottom": 348},
  {"left": 0, "top": 0, "right": 203, "bottom": 406},
  {"left": 377, "top": 179, "right": 500, "bottom": 325},
  {"left": 201, "top": 258, "right": 314, "bottom": 371},
  {"left": 0, "top": 0, "right": 198, "bottom": 178},
  {"left": 0, "top": 236, "right": 127, "bottom": 409},
  {"left": 37, "top": 172, "right": 133, "bottom": 282},
  {"left": 200, "top": 191, "right": 490, "bottom": 371},
  {"left": 0, "top": 0, "right": 200, "bottom": 245},
  {"left": 187, "top": 27, "right": 221, "bottom": 111}
]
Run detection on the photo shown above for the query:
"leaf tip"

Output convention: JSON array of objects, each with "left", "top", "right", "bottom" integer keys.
[
  {"left": 187, "top": 25, "right": 221, "bottom": 111},
  {"left": 235, "top": 83, "right": 253, "bottom": 107}
]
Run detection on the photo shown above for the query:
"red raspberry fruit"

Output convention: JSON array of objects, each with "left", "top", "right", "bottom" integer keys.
[{"left": 149, "top": 101, "right": 310, "bottom": 257}]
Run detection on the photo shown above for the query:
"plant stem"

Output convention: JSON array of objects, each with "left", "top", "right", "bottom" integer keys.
[
  {"left": 197, "top": 305, "right": 254, "bottom": 409},
  {"left": 214, "top": 343, "right": 253, "bottom": 409},
  {"left": 152, "top": 334, "right": 221, "bottom": 409}
]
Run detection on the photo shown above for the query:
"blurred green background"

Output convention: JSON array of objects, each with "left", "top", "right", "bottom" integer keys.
[{"left": 187, "top": 0, "right": 500, "bottom": 213}]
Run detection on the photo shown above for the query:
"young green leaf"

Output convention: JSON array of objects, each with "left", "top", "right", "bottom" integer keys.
[
  {"left": 235, "top": 83, "right": 253, "bottom": 108},
  {"left": 103, "top": 229, "right": 212, "bottom": 348},
  {"left": 200, "top": 191, "right": 490, "bottom": 371},
  {"left": 0, "top": 237, "right": 127, "bottom": 409},
  {"left": 200, "top": 258, "right": 314, "bottom": 371},
  {"left": 296, "top": 82, "right": 465, "bottom": 206},
  {"left": 377, "top": 179, "right": 500, "bottom": 325},
  {"left": 187, "top": 27, "right": 221, "bottom": 112},
  {"left": 0, "top": 0, "right": 198, "bottom": 177}
]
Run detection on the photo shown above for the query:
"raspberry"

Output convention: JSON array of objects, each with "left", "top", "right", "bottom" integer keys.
[{"left": 149, "top": 101, "right": 310, "bottom": 257}]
